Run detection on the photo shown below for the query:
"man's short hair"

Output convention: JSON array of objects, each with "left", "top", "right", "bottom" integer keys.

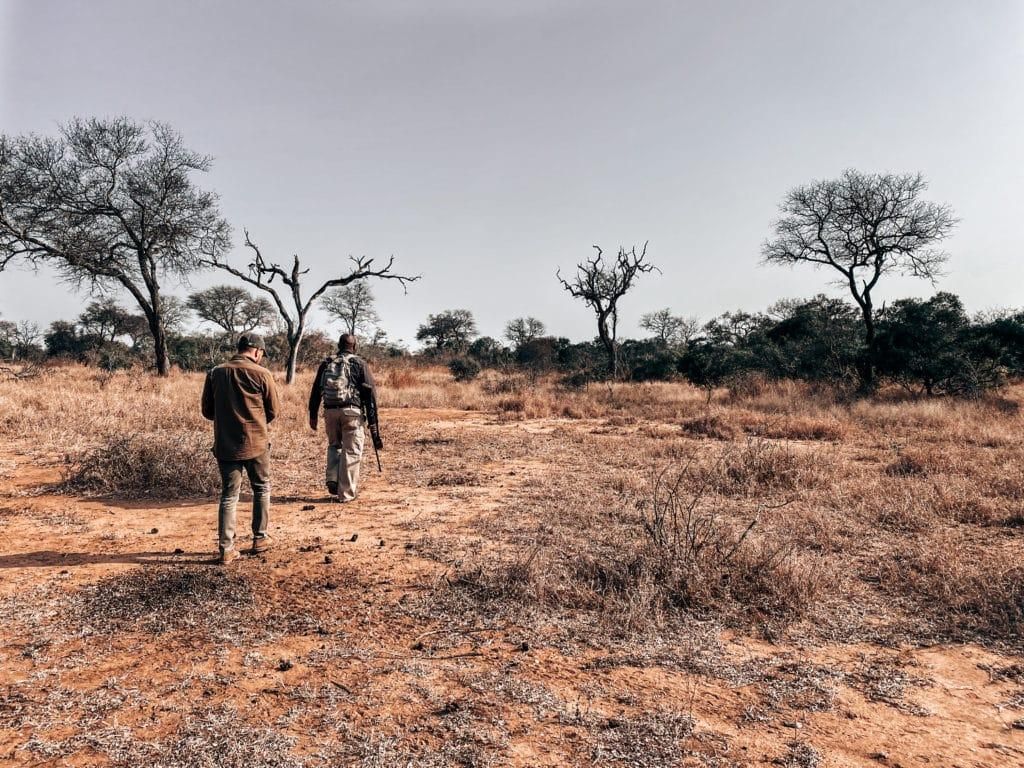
[
  {"left": 338, "top": 333, "right": 357, "bottom": 352},
  {"left": 237, "top": 332, "right": 266, "bottom": 352}
]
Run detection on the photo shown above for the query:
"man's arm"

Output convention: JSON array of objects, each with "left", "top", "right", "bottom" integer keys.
[
  {"left": 201, "top": 371, "right": 215, "bottom": 420},
  {"left": 263, "top": 371, "right": 281, "bottom": 424},
  {"left": 308, "top": 360, "right": 328, "bottom": 429}
]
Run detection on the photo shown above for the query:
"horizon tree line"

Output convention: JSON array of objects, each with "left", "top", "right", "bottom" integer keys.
[{"left": 0, "top": 114, "right": 992, "bottom": 393}]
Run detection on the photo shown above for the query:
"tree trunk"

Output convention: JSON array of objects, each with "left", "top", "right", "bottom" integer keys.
[
  {"left": 285, "top": 325, "right": 304, "bottom": 384},
  {"left": 857, "top": 305, "right": 876, "bottom": 391},
  {"left": 597, "top": 315, "right": 617, "bottom": 379},
  {"left": 148, "top": 313, "right": 170, "bottom": 376}
]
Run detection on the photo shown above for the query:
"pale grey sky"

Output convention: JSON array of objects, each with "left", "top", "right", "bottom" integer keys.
[{"left": 1, "top": 0, "right": 1022, "bottom": 346}]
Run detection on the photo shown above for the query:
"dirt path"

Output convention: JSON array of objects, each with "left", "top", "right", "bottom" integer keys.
[{"left": 1, "top": 409, "right": 1023, "bottom": 766}]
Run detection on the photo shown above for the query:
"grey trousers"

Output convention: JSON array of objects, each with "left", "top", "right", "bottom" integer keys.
[
  {"left": 325, "top": 406, "right": 365, "bottom": 501},
  {"left": 217, "top": 451, "right": 270, "bottom": 552}
]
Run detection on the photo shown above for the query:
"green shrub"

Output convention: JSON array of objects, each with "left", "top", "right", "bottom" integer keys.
[{"left": 448, "top": 356, "right": 481, "bottom": 382}]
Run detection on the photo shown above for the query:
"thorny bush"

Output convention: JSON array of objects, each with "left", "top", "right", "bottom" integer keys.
[{"left": 63, "top": 431, "right": 219, "bottom": 498}]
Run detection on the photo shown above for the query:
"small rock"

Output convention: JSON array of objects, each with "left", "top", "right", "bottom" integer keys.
[
  {"left": 277, "top": 659, "right": 293, "bottom": 672},
  {"left": 518, "top": 641, "right": 530, "bottom": 652},
  {"left": 174, "top": 548, "right": 184, "bottom": 554},
  {"left": 378, "top": 539, "right": 385, "bottom": 547},
  {"left": 324, "top": 555, "right": 333, "bottom": 564},
  {"left": 323, "top": 581, "right": 338, "bottom": 590},
  {"left": 782, "top": 721, "right": 802, "bottom": 729},
  {"left": 349, "top": 534, "right": 358, "bottom": 542},
  {"left": 301, "top": 504, "right": 315, "bottom": 511},
  {"left": 870, "top": 753, "right": 889, "bottom": 762},
  {"left": 412, "top": 641, "right": 425, "bottom": 651},
  {"left": 149, "top": 528, "right": 159, "bottom": 534}
]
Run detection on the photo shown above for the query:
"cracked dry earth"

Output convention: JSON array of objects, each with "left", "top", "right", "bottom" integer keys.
[{"left": 1, "top": 406, "right": 1023, "bottom": 767}]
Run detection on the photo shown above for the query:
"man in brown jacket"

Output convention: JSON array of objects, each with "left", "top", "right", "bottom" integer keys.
[{"left": 201, "top": 333, "right": 281, "bottom": 564}]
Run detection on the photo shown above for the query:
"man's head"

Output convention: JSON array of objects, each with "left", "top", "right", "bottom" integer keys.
[
  {"left": 338, "top": 333, "right": 357, "bottom": 353},
  {"left": 237, "top": 332, "right": 267, "bottom": 363}
]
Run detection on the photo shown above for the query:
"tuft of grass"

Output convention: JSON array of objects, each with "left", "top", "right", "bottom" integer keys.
[
  {"left": 427, "top": 470, "right": 482, "bottom": 487},
  {"left": 885, "top": 453, "right": 930, "bottom": 478},
  {"left": 880, "top": 534, "right": 1024, "bottom": 642},
  {"left": 755, "top": 416, "right": 846, "bottom": 442},
  {"left": 680, "top": 414, "right": 736, "bottom": 440},
  {"left": 710, "top": 439, "right": 818, "bottom": 497},
  {"left": 63, "top": 431, "right": 219, "bottom": 498}
]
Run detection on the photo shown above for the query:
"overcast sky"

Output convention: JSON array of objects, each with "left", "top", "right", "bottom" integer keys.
[{"left": 1, "top": 0, "right": 1022, "bottom": 346}]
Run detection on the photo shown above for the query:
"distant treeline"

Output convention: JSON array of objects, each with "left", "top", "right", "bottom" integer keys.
[
  {"left": 3, "top": 291, "right": 1021, "bottom": 396},
  {"left": 442, "top": 293, "right": 1024, "bottom": 396}
]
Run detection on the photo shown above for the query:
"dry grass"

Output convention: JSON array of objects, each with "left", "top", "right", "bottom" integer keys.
[
  {"left": 2, "top": 363, "right": 1024, "bottom": 765},
  {"left": 62, "top": 431, "right": 219, "bottom": 497},
  {"left": 881, "top": 533, "right": 1024, "bottom": 641},
  {"left": 445, "top": 457, "right": 833, "bottom": 636}
]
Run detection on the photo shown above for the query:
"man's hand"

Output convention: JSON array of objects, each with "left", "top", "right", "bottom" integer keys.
[
  {"left": 370, "top": 426, "right": 384, "bottom": 450},
  {"left": 309, "top": 415, "right": 317, "bottom": 431}
]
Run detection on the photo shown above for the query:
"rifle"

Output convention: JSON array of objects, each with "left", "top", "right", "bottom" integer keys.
[
  {"left": 363, "top": 402, "right": 383, "bottom": 473},
  {"left": 371, "top": 428, "right": 383, "bottom": 473}
]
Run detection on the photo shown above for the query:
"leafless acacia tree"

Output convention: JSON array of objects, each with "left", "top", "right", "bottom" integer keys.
[
  {"left": 10, "top": 320, "right": 41, "bottom": 360},
  {"left": 557, "top": 243, "right": 657, "bottom": 377},
  {"left": 320, "top": 281, "right": 380, "bottom": 338},
  {"left": 0, "top": 118, "right": 231, "bottom": 375},
  {"left": 762, "top": 169, "right": 956, "bottom": 387},
  {"left": 639, "top": 308, "right": 699, "bottom": 348},
  {"left": 205, "top": 230, "right": 417, "bottom": 383}
]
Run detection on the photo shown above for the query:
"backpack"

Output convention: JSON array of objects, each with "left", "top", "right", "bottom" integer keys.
[{"left": 320, "top": 354, "right": 360, "bottom": 408}]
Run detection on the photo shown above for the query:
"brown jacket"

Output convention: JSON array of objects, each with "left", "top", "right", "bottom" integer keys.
[{"left": 201, "top": 354, "right": 281, "bottom": 461}]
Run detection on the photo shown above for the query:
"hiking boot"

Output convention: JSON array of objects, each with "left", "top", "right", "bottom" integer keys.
[
  {"left": 219, "top": 547, "right": 239, "bottom": 565},
  {"left": 326, "top": 481, "right": 338, "bottom": 496},
  {"left": 252, "top": 535, "right": 272, "bottom": 554}
]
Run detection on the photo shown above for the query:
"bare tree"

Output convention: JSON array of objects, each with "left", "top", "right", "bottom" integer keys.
[
  {"left": 504, "top": 316, "right": 546, "bottom": 349},
  {"left": 557, "top": 243, "right": 657, "bottom": 377},
  {"left": 0, "top": 118, "right": 231, "bottom": 375},
  {"left": 160, "top": 295, "right": 190, "bottom": 335},
  {"left": 762, "top": 169, "right": 956, "bottom": 388},
  {"left": 204, "top": 230, "right": 417, "bottom": 383},
  {"left": 11, "top": 320, "right": 41, "bottom": 360},
  {"left": 188, "top": 285, "right": 274, "bottom": 336},
  {"left": 640, "top": 309, "right": 699, "bottom": 348},
  {"left": 321, "top": 281, "right": 380, "bottom": 337}
]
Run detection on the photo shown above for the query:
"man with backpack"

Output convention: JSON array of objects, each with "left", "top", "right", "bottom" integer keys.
[
  {"left": 201, "top": 332, "right": 281, "bottom": 564},
  {"left": 308, "top": 333, "right": 383, "bottom": 502}
]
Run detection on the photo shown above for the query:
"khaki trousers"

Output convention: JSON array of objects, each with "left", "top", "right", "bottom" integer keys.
[
  {"left": 325, "top": 406, "right": 365, "bottom": 501},
  {"left": 217, "top": 451, "right": 270, "bottom": 552}
]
